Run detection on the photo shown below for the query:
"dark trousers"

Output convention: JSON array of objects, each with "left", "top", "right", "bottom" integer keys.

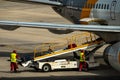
[{"left": 10, "top": 62, "right": 18, "bottom": 72}]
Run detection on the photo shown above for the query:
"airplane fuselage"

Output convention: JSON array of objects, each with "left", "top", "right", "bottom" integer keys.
[
  {"left": 53, "top": 0, "right": 120, "bottom": 25},
  {"left": 53, "top": 0, "right": 120, "bottom": 43}
]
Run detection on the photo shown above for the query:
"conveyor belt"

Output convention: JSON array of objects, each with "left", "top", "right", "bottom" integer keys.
[{"left": 34, "top": 40, "right": 104, "bottom": 61}]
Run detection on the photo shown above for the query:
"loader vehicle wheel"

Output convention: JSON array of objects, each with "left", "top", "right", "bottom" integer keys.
[{"left": 42, "top": 64, "right": 51, "bottom": 72}]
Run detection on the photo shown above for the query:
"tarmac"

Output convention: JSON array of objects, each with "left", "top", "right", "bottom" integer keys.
[{"left": 0, "top": 0, "right": 120, "bottom": 80}]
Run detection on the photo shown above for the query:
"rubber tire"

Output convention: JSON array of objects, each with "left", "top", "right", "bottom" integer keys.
[{"left": 42, "top": 64, "right": 51, "bottom": 72}]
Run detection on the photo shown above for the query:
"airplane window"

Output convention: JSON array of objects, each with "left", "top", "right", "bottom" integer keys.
[
  {"left": 96, "top": 4, "right": 98, "bottom": 9},
  {"left": 88, "top": 3, "right": 90, "bottom": 8},
  {"left": 90, "top": 4, "right": 93, "bottom": 8},
  {"left": 98, "top": 4, "right": 101, "bottom": 9},
  {"left": 87, "top": 4, "right": 90, "bottom": 8},
  {"left": 87, "top": 4, "right": 89, "bottom": 8},
  {"left": 93, "top": 4, "right": 94, "bottom": 8},
  {"left": 89, "top": 3, "right": 91, "bottom": 8},
  {"left": 104, "top": 4, "right": 106, "bottom": 9},
  {"left": 84, "top": 4, "right": 87, "bottom": 8},
  {"left": 107, "top": 4, "right": 109, "bottom": 9},
  {"left": 92, "top": 4, "right": 94, "bottom": 8},
  {"left": 101, "top": 4, "right": 104, "bottom": 9},
  {"left": 86, "top": 3, "right": 88, "bottom": 8}
]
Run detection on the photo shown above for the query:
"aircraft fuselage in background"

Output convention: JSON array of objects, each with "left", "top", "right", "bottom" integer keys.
[
  {"left": 53, "top": 0, "right": 120, "bottom": 25},
  {"left": 52, "top": 0, "right": 120, "bottom": 43}
]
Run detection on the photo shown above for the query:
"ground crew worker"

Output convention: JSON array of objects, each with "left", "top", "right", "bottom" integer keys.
[
  {"left": 10, "top": 50, "right": 19, "bottom": 72},
  {"left": 47, "top": 46, "right": 54, "bottom": 53},
  {"left": 79, "top": 50, "right": 88, "bottom": 71}
]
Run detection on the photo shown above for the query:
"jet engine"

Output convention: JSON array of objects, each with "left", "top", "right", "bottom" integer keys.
[
  {"left": 48, "top": 29, "right": 73, "bottom": 34},
  {"left": 103, "top": 42, "right": 120, "bottom": 72},
  {"left": 0, "top": 25, "right": 19, "bottom": 30}
]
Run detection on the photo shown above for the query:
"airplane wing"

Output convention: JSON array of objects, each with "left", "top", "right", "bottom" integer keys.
[
  {"left": 7, "top": 0, "right": 63, "bottom": 6},
  {"left": 27, "top": 0, "right": 63, "bottom": 6},
  {"left": 0, "top": 21, "right": 120, "bottom": 32}
]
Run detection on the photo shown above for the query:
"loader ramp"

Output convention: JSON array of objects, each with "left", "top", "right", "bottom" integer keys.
[{"left": 34, "top": 40, "right": 104, "bottom": 61}]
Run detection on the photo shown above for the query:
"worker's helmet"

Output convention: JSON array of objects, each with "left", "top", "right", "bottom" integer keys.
[{"left": 13, "top": 50, "right": 16, "bottom": 53}]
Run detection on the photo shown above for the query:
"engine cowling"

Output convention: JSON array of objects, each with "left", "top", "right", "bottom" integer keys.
[
  {"left": 0, "top": 25, "right": 19, "bottom": 30},
  {"left": 48, "top": 29, "right": 73, "bottom": 34},
  {"left": 103, "top": 42, "right": 120, "bottom": 72}
]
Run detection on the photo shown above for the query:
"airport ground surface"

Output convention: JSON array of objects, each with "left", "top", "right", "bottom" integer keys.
[{"left": 0, "top": 0, "right": 120, "bottom": 80}]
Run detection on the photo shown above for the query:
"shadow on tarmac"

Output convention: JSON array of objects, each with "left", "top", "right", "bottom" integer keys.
[
  {"left": 0, "top": 64, "right": 119, "bottom": 78},
  {"left": 0, "top": 51, "right": 120, "bottom": 79},
  {"left": 0, "top": 76, "right": 120, "bottom": 80},
  {"left": 0, "top": 51, "right": 33, "bottom": 57}
]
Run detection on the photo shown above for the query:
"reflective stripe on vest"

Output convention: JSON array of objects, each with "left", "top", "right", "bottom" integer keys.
[
  {"left": 80, "top": 52, "right": 85, "bottom": 62},
  {"left": 10, "top": 53, "right": 17, "bottom": 62}
]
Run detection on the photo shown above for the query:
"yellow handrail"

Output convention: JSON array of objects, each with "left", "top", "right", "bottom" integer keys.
[{"left": 33, "top": 32, "right": 98, "bottom": 58}]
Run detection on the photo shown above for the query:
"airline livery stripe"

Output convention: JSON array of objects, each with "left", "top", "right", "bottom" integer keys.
[
  {"left": 118, "top": 52, "right": 120, "bottom": 64},
  {"left": 80, "top": 0, "right": 98, "bottom": 19}
]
